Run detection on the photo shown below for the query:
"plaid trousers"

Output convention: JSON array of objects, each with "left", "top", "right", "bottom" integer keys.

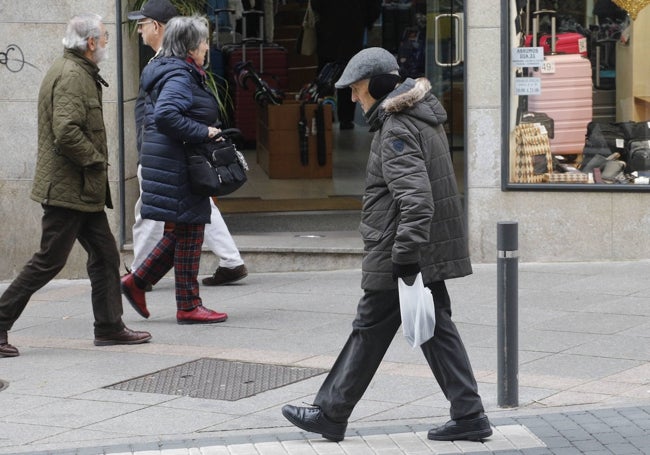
[{"left": 134, "top": 222, "right": 205, "bottom": 310}]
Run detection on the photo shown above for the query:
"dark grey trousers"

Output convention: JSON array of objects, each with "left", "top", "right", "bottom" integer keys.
[
  {"left": 0, "top": 205, "right": 124, "bottom": 336},
  {"left": 314, "top": 281, "right": 485, "bottom": 422}
]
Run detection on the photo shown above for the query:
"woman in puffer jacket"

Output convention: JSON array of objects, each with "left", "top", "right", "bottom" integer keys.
[{"left": 121, "top": 15, "right": 228, "bottom": 325}]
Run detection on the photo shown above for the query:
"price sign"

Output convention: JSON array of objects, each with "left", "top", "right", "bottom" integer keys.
[
  {"left": 515, "top": 77, "right": 541, "bottom": 95},
  {"left": 512, "top": 47, "right": 544, "bottom": 67},
  {"left": 540, "top": 59, "right": 555, "bottom": 73}
]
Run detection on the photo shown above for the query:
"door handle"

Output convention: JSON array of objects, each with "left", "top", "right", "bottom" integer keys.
[{"left": 434, "top": 13, "right": 464, "bottom": 67}]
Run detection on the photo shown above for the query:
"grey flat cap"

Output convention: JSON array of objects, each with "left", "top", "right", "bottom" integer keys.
[{"left": 335, "top": 47, "right": 400, "bottom": 89}]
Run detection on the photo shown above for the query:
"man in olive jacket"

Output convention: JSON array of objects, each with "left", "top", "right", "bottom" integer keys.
[
  {"left": 283, "top": 48, "right": 491, "bottom": 442},
  {"left": 0, "top": 13, "right": 151, "bottom": 358}
]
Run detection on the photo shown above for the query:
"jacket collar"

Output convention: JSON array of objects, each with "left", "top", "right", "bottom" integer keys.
[{"left": 63, "top": 48, "right": 108, "bottom": 87}]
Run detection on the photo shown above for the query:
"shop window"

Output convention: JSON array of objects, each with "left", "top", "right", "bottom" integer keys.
[{"left": 506, "top": 0, "right": 650, "bottom": 189}]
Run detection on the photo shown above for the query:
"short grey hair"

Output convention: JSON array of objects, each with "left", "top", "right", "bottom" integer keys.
[
  {"left": 62, "top": 13, "right": 104, "bottom": 51},
  {"left": 161, "top": 15, "right": 209, "bottom": 58}
]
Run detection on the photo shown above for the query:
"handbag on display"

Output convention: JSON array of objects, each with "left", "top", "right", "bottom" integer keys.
[
  {"left": 296, "top": 0, "right": 317, "bottom": 56},
  {"left": 627, "top": 140, "right": 650, "bottom": 172},
  {"left": 398, "top": 273, "right": 436, "bottom": 348},
  {"left": 512, "top": 123, "right": 552, "bottom": 183},
  {"left": 186, "top": 128, "right": 249, "bottom": 197}
]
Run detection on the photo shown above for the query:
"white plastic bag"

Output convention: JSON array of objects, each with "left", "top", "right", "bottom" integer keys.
[{"left": 398, "top": 273, "right": 436, "bottom": 348}]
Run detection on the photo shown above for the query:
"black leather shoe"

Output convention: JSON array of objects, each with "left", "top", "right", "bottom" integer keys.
[
  {"left": 428, "top": 415, "right": 493, "bottom": 441},
  {"left": 0, "top": 330, "right": 19, "bottom": 357},
  {"left": 282, "top": 405, "right": 347, "bottom": 442},
  {"left": 94, "top": 327, "right": 152, "bottom": 346}
]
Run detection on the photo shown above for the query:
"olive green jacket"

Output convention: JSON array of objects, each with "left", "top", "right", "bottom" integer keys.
[{"left": 31, "top": 49, "right": 112, "bottom": 211}]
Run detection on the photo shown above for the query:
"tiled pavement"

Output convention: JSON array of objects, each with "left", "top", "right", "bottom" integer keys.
[
  {"left": 2, "top": 261, "right": 650, "bottom": 454},
  {"left": 13, "top": 407, "right": 650, "bottom": 454}
]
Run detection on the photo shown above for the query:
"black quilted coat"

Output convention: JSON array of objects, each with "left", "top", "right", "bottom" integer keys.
[
  {"left": 360, "top": 78, "right": 472, "bottom": 290},
  {"left": 138, "top": 57, "right": 218, "bottom": 224}
]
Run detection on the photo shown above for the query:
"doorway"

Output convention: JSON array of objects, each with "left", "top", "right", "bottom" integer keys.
[
  {"left": 426, "top": 0, "right": 466, "bottom": 194},
  {"left": 218, "top": 0, "right": 467, "bottom": 229}
]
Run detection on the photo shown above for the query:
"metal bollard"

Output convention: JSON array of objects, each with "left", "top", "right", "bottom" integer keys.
[{"left": 497, "top": 221, "right": 518, "bottom": 408}]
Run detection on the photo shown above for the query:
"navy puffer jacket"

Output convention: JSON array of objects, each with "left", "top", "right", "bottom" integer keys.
[{"left": 139, "top": 57, "right": 218, "bottom": 224}]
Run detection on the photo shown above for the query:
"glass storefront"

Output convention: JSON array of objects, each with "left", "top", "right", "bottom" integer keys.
[{"left": 506, "top": 0, "right": 650, "bottom": 190}]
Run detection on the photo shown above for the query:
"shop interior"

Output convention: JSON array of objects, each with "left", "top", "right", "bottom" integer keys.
[{"left": 185, "top": 0, "right": 466, "bottom": 227}]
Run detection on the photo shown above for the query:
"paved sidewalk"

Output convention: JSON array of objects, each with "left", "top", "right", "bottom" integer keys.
[{"left": 1, "top": 261, "right": 650, "bottom": 454}]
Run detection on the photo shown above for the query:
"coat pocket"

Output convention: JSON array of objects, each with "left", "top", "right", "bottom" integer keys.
[
  {"left": 359, "top": 221, "right": 388, "bottom": 242},
  {"left": 79, "top": 166, "right": 106, "bottom": 204},
  {"left": 87, "top": 99, "right": 105, "bottom": 132}
]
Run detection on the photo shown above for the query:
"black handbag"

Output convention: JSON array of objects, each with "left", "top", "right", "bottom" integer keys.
[{"left": 186, "top": 129, "right": 249, "bottom": 197}]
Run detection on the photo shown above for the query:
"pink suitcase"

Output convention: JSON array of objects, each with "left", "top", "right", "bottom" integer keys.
[{"left": 528, "top": 10, "right": 592, "bottom": 156}]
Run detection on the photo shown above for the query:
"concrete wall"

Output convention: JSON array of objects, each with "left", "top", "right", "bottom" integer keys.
[
  {"left": 464, "top": 0, "right": 650, "bottom": 264},
  {"left": 0, "top": 0, "right": 140, "bottom": 279}
]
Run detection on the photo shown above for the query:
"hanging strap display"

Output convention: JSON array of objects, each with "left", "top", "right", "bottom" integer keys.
[
  {"left": 316, "top": 101, "right": 326, "bottom": 166},
  {"left": 298, "top": 101, "right": 309, "bottom": 166}
]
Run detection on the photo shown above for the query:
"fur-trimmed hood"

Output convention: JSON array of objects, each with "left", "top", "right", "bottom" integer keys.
[{"left": 372, "top": 77, "right": 447, "bottom": 129}]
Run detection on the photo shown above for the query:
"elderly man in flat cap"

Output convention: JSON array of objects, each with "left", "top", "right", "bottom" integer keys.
[{"left": 281, "top": 47, "right": 492, "bottom": 443}]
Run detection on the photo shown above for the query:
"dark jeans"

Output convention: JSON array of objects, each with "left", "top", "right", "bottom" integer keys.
[
  {"left": 0, "top": 205, "right": 124, "bottom": 336},
  {"left": 314, "top": 281, "right": 485, "bottom": 422}
]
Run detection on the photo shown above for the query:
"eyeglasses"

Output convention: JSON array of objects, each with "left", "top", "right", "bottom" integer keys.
[
  {"left": 137, "top": 20, "right": 154, "bottom": 28},
  {"left": 90, "top": 31, "right": 109, "bottom": 42}
]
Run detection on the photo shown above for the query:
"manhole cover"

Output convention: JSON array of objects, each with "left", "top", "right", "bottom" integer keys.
[
  {"left": 104, "top": 358, "right": 327, "bottom": 401},
  {"left": 0, "top": 380, "right": 8, "bottom": 392}
]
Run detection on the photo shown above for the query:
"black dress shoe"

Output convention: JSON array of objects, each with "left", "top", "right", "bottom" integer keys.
[
  {"left": 94, "top": 327, "right": 152, "bottom": 346},
  {"left": 0, "top": 330, "right": 19, "bottom": 357},
  {"left": 281, "top": 404, "right": 347, "bottom": 442},
  {"left": 428, "top": 415, "right": 493, "bottom": 441}
]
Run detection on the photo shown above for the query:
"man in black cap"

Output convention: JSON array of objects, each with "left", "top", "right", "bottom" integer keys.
[
  {"left": 127, "top": 0, "right": 177, "bottom": 53},
  {"left": 281, "top": 47, "right": 492, "bottom": 443}
]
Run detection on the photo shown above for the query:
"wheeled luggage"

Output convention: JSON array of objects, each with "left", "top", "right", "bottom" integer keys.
[
  {"left": 222, "top": 10, "right": 288, "bottom": 145},
  {"left": 538, "top": 31, "right": 587, "bottom": 56},
  {"left": 527, "top": 9, "right": 593, "bottom": 157}
]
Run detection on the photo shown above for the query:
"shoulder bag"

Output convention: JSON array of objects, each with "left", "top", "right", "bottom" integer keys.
[{"left": 186, "top": 128, "right": 249, "bottom": 197}]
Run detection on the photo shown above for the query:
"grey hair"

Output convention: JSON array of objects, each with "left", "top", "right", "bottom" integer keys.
[
  {"left": 161, "top": 15, "right": 209, "bottom": 58},
  {"left": 62, "top": 13, "right": 103, "bottom": 51}
]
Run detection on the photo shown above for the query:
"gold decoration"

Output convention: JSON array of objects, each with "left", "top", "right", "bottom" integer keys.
[{"left": 612, "top": 0, "right": 650, "bottom": 20}]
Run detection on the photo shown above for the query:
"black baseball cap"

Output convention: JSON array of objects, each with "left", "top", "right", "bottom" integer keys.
[{"left": 127, "top": 0, "right": 178, "bottom": 23}]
